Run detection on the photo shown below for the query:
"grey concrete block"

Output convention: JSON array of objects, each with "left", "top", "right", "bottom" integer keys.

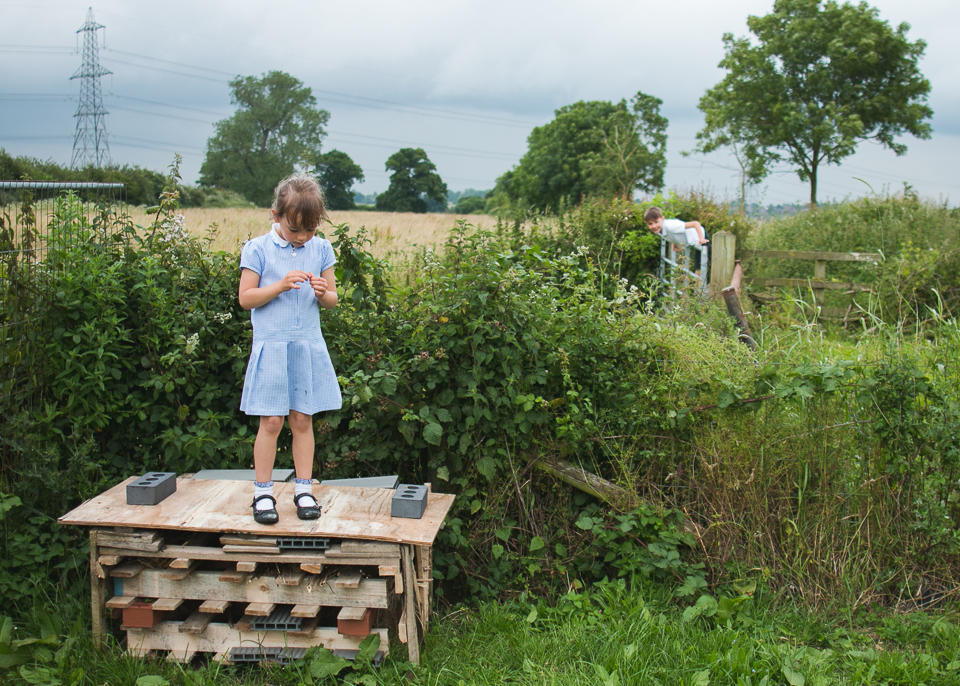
[
  {"left": 192, "top": 469, "right": 295, "bottom": 482},
  {"left": 126, "top": 472, "right": 177, "bottom": 506},
  {"left": 391, "top": 484, "right": 428, "bottom": 519},
  {"left": 277, "top": 537, "right": 331, "bottom": 550},
  {"left": 320, "top": 475, "right": 399, "bottom": 489},
  {"left": 251, "top": 607, "right": 302, "bottom": 631},
  {"left": 230, "top": 647, "right": 306, "bottom": 664}
]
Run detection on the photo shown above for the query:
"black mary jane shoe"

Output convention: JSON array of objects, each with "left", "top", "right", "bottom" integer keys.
[
  {"left": 252, "top": 494, "right": 279, "bottom": 525},
  {"left": 294, "top": 493, "right": 321, "bottom": 520}
]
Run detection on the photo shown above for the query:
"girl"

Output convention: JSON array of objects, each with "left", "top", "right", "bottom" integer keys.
[{"left": 238, "top": 175, "right": 341, "bottom": 524}]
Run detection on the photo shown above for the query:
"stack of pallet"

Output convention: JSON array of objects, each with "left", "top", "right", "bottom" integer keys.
[{"left": 95, "top": 528, "right": 407, "bottom": 664}]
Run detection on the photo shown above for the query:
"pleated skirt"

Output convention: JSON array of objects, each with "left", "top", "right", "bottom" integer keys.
[{"left": 240, "top": 338, "right": 342, "bottom": 416}]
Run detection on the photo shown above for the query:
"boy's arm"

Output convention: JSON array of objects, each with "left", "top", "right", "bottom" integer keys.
[{"left": 683, "top": 221, "right": 709, "bottom": 245}]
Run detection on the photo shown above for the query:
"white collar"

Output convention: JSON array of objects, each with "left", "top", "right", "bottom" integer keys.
[{"left": 270, "top": 223, "right": 290, "bottom": 247}]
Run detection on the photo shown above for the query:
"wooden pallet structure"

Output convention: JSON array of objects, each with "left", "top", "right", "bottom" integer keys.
[{"left": 59, "top": 476, "right": 454, "bottom": 665}]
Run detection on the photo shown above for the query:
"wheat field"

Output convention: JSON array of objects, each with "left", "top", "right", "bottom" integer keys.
[{"left": 176, "top": 208, "right": 495, "bottom": 259}]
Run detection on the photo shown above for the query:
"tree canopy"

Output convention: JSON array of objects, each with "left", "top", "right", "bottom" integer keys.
[
  {"left": 694, "top": 0, "right": 932, "bottom": 206},
  {"left": 313, "top": 150, "right": 364, "bottom": 210},
  {"left": 375, "top": 148, "right": 448, "bottom": 213},
  {"left": 495, "top": 93, "right": 667, "bottom": 213},
  {"left": 199, "top": 71, "right": 330, "bottom": 206}
]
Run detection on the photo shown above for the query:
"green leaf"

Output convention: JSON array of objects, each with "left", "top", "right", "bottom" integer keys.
[
  {"left": 781, "top": 664, "right": 805, "bottom": 686},
  {"left": 525, "top": 607, "right": 538, "bottom": 624},
  {"left": 492, "top": 544, "right": 504, "bottom": 559},
  {"left": 355, "top": 632, "right": 381, "bottom": 666},
  {"left": 436, "top": 466, "right": 450, "bottom": 481},
  {"left": 136, "top": 677, "right": 171, "bottom": 686},
  {"left": 529, "top": 536, "right": 545, "bottom": 552},
  {"left": 423, "top": 422, "right": 443, "bottom": 446}
]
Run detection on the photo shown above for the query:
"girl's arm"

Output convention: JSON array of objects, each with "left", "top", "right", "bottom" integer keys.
[
  {"left": 239, "top": 268, "right": 311, "bottom": 310},
  {"left": 309, "top": 267, "right": 338, "bottom": 309},
  {"left": 683, "top": 221, "right": 709, "bottom": 245}
]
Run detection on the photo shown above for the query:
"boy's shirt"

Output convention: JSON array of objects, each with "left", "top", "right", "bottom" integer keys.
[{"left": 660, "top": 218, "right": 700, "bottom": 247}]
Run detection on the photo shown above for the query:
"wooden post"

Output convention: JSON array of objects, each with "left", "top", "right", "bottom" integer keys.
[
  {"left": 709, "top": 231, "right": 736, "bottom": 300},
  {"left": 401, "top": 545, "right": 420, "bottom": 665},
  {"left": 89, "top": 529, "right": 107, "bottom": 651},
  {"left": 721, "top": 286, "right": 757, "bottom": 351},
  {"left": 813, "top": 259, "right": 826, "bottom": 312}
]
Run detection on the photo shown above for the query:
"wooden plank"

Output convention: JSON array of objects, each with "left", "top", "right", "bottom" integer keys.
[
  {"left": 105, "top": 596, "right": 138, "bottom": 610},
  {"left": 244, "top": 602, "right": 275, "bottom": 616},
  {"left": 97, "top": 530, "right": 164, "bottom": 553},
  {"left": 291, "top": 604, "right": 321, "bottom": 618},
  {"left": 233, "top": 615, "right": 255, "bottom": 631},
  {"left": 337, "top": 607, "right": 367, "bottom": 621},
  {"left": 219, "top": 535, "right": 277, "bottom": 546},
  {"left": 109, "top": 562, "right": 145, "bottom": 578},
  {"left": 178, "top": 611, "right": 214, "bottom": 634},
  {"left": 126, "top": 622, "right": 388, "bottom": 656},
  {"left": 199, "top": 600, "right": 229, "bottom": 614},
  {"left": 402, "top": 545, "right": 420, "bottom": 664},
  {"left": 277, "top": 569, "right": 305, "bottom": 586},
  {"left": 89, "top": 530, "right": 106, "bottom": 651},
  {"left": 218, "top": 570, "right": 250, "bottom": 584},
  {"left": 123, "top": 569, "right": 389, "bottom": 609},
  {"left": 335, "top": 571, "right": 363, "bottom": 589},
  {"left": 746, "top": 277, "right": 874, "bottom": 292},
  {"left": 98, "top": 555, "right": 122, "bottom": 567},
  {"left": 236, "top": 561, "right": 258, "bottom": 573},
  {"left": 59, "top": 478, "right": 455, "bottom": 546},
  {"left": 151, "top": 598, "right": 184, "bottom": 612},
  {"left": 338, "top": 541, "right": 400, "bottom": 557},
  {"left": 416, "top": 544, "right": 432, "bottom": 633},
  {"left": 161, "top": 561, "right": 199, "bottom": 581},
  {"left": 97, "top": 545, "right": 388, "bottom": 567},
  {"left": 378, "top": 565, "right": 397, "bottom": 577},
  {"left": 750, "top": 250, "right": 881, "bottom": 262},
  {"left": 300, "top": 563, "right": 324, "bottom": 574},
  {"left": 169, "top": 558, "right": 193, "bottom": 569},
  {"left": 222, "top": 545, "right": 280, "bottom": 555},
  {"left": 166, "top": 648, "right": 196, "bottom": 664},
  {"left": 287, "top": 615, "right": 319, "bottom": 637}
]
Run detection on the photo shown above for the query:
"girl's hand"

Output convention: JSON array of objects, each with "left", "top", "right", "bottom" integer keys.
[
  {"left": 279, "top": 270, "right": 311, "bottom": 292},
  {"left": 308, "top": 272, "right": 328, "bottom": 299}
]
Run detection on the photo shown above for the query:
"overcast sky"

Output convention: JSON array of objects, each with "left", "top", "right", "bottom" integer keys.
[{"left": 1, "top": 0, "right": 957, "bottom": 206}]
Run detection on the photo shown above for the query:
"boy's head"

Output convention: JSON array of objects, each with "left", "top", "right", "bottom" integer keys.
[
  {"left": 272, "top": 174, "right": 330, "bottom": 231},
  {"left": 644, "top": 206, "right": 664, "bottom": 233}
]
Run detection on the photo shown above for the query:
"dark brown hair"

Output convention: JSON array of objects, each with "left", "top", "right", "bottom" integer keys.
[
  {"left": 272, "top": 174, "right": 329, "bottom": 229},
  {"left": 643, "top": 206, "right": 664, "bottom": 222}
]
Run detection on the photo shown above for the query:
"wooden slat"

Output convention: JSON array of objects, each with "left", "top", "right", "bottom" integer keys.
[
  {"left": 222, "top": 545, "right": 280, "bottom": 554},
  {"left": 402, "top": 546, "right": 419, "bottom": 664},
  {"left": 236, "top": 561, "right": 258, "bottom": 573},
  {"left": 287, "top": 615, "right": 319, "bottom": 637},
  {"left": 278, "top": 569, "right": 305, "bottom": 586},
  {"left": 199, "top": 600, "right": 229, "bottom": 614},
  {"left": 244, "top": 602, "right": 275, "bottom": 616},
  {"left": 97, "top": 544, "right": 394, "bottom": 568},
  {"left": 300, "top": 563, "right": 324, "bottom": 574},
  {"left": 169, "top": 558, "right": 193, "bottom": 569},
  {"left": 161, "top": 561, "right": 199, "bottom": 581},
  {"left": 338, "top": 541, "right": 400, "bottom": 556},
  {"left": 218, "top": 570, "right": 250, "bottom": 584},
  {"left": 90, "top": 531, "right": 106, "bottom": 651},
  {"left": 335, "top": 571, "right": 363, "bottom": 589},
  {"left": 233, "top": 615, "right": 255, "bottom": 631},
  {"left": 126, "top": 622, "right": 388, "bottom": 656},
  {"left": 97, "top": 555, "right": 122, "bottom": 567},
  {"left": 97, "top": 530, "right": 164, "bottom": 552},
  {"left": 746, "top": 277, "right": 874, "bottom": 292},
  {"left": 109, "top": 562, "right": 145, "bottom": 578},
  {"left": 105, "top": 596, "right": 138, "bottom": 610},
  {"left": 291, "top": 604, "right": 321, "bottom": 618},
  {"left": 219, "top": 535, "right": 277, "bottom": 546},
  {"left": 337, "top": 607, "right": 367, "bottom": 621},
  {"left": 750, "top": 250, "right": 881, "bottom": 262},
  {"left": 123, "top": 569, "right": 389, "bottom": 609},
  {"left": 152, "top": 598, "right": 184, "bottom": 612},
  {"left": 178, "top": 611, "right": 215, "bottom": 634}
]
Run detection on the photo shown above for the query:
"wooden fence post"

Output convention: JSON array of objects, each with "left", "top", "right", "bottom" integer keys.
[{"left": 710, "top": 231, "right": 736, "bottom": 299}]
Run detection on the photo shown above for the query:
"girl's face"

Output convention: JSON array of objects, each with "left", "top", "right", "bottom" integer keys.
[{"left": 274, "top": 213, "right": 317, "bottom": 247}]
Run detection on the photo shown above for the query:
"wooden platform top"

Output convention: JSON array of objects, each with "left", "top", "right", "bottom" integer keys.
[{"left": 59, "top": 476, "right": 454, "bottom": 545}]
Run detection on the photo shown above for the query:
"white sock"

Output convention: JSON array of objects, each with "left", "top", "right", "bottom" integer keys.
[
  {"left": 294, "top": 478, "right": 315, "bottom": 505},
  {"left": 254, "top": 481, "right": 274, "bottom": 511}
]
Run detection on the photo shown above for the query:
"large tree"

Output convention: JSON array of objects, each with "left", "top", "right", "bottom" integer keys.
[
  {"left": 199, "top": 71, "right": 330, "bottom": 206},
  {"left": 694, "top": 0, "right": 932, "bottom": 206},
  {"left": 313, "top": 150, "right": 364, "bottom": 210},
  {"left": 375, "top": 148, "right": 447, "bottom": 213},
  {"left": 498, "top": 93, "right": 667, "bottom": 212}
]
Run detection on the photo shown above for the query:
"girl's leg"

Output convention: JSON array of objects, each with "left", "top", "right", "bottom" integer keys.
[
  {"left": 253, "top": 416, "right": 284, "bottom": 517},
  {"left": 288, "top": 410, "right": 320, "bottom": 518}
]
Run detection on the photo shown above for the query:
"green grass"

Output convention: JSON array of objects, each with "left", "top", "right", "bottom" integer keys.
[{"left": 4, "top": 581, "right": 959, "bottom": 685}]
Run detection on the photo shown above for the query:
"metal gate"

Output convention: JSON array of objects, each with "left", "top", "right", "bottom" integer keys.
[{"left": 657, "top": 236, "right": 710, "bottom": 301}]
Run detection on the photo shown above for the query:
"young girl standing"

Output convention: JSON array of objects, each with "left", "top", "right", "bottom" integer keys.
[{"left": 239, "top": 175, "right": 341, "bottom": 524}]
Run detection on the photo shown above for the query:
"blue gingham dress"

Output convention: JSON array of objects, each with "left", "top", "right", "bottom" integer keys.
[{"left": 239, "top": 226, "right": 343, "bottom": 416}]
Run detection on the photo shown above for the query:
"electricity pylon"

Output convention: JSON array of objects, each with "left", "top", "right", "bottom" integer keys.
[{"left": 70, "top": 7, "right": 112, "bottom": 169}]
